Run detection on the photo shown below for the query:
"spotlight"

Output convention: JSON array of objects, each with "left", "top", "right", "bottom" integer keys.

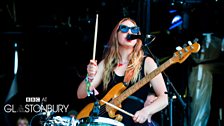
[{"left": 168, "top": 9, "right": 183, "bottom": 30}]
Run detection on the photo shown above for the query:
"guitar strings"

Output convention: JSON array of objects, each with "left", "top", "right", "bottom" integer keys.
[
  {"left": 98, "top": 101, "right": 121, "bottom": 118},
  {"left": 99, "top": 104, "right": 107, "bottom": 116}
]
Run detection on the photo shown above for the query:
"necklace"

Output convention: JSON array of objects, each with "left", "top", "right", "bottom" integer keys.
[{"left": 117, "top": 61, "right": 129, "bottom": 67}]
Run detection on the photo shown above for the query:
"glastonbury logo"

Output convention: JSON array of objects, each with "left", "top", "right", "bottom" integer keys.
[{"left": 4, "top": 97, "right": 69, "bottom": 114}]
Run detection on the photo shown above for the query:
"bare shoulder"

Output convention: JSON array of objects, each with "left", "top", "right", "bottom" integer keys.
[
  {"left": 144, "top": 57, "right": 156, "bottom": 66},
  {"left": 144, "top": 56, "right": 157, "bottom": 74}
]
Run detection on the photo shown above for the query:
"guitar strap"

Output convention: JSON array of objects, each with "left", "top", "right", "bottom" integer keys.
[
  {"left": 123, "top": 67, "right": 134, "bottom": 86},
  {"left": 123, "top": 57, "right": 146, "bottom": 85}
]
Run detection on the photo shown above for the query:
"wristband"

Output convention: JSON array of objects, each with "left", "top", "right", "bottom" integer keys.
[{"left": 85, "top": 74, "right": 92, "bottom": 96}]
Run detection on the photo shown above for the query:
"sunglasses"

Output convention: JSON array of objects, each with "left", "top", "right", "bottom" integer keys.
[{"left": 118, "top": 24, "right": 140, "bottom": 34}]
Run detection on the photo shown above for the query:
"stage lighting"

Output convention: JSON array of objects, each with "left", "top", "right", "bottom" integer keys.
[{"left": 168, "top": 9, "right": 183, "bottom": 31}]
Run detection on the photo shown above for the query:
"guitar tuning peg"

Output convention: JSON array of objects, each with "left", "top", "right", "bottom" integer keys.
[
  {"left": 183, "top": 43, "right": 188, "bottom": 48},
  {"left": 176, "top": 46, "right": 182, "bottom": 51},
  {"left": 193, "top": 38, "right": 199, "bottom": 43},
  {"left": 188, "top": 40, "right": 195, "bottom": 50},
  {"left": 188, "top": 41, "right": 192, "bottom": 45}
]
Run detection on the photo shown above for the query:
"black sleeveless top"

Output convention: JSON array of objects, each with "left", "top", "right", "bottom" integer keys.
[{"left": 96, "top": 57, "right": 154, "bottom": 126}]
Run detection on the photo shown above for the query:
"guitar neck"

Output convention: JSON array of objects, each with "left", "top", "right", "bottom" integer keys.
[{"left": 113, "top": 58, "right": 173, "bottom": 103}]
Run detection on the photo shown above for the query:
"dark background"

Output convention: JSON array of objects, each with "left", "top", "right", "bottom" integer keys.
[{"left": 0, "top": 0, "right": 224, "bottom": 126}]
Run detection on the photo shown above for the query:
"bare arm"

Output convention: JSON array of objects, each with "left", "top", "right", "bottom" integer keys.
[
  {"left": 77, "top": 59, "right": 105, "bottom": 99},
  {"left": 144, "top": 57, "right": 168, "bottom": 114},
  {"left": 133, "top": 57, "right": 168, "bottom": 123}
]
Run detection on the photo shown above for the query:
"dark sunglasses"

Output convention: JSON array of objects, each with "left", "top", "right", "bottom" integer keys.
[{"left": 118, "top": 24, "right": 140, "bottom": 34}]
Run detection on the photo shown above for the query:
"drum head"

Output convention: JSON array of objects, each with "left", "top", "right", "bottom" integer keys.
[
  {"left": 45, "top": 116, "right": 79, "bottom": 126},
  {"left": 78, "top": 117, "right": 124, "bottom": 126}
]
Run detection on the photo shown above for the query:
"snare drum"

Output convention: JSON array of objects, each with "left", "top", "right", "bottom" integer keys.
[
  {"left": 44, "top": 116, "right": 79, "bottom": 126},
  {"left": 78, "top": 117, "right": 124, "bottom": 126}
]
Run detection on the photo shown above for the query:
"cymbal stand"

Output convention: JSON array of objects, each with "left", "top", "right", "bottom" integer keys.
[{"left": 88, "top": 91, "right": 100, "bottom": 121}]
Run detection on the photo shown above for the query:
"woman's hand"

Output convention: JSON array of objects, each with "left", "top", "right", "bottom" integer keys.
[
  {"left": 133, "top": 108, "right": 149, "bottom": 124},
  {"left": 87, "top": 60, "right": 98, "bottom": 80}
]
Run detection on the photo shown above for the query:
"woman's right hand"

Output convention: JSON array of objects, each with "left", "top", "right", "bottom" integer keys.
[
  {"left": 87, "top": 59, "right": 98, "bottom": 81},
  {"left": 86, "top": 59, "right": 99, "bottom": 96}
]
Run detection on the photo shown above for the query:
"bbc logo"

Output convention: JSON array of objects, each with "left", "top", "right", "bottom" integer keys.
[{"left": 26, "top": 97, "right": 40, "bottom": 102}]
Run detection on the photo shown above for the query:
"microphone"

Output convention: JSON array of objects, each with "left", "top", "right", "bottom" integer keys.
[
  {"left": 126, "top": 34, "right": 155, "bottom": 41},
  {"left": 126, "top": 34, "right": 156, "bottom": 46}
]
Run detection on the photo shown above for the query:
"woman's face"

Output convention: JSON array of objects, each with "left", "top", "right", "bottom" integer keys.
[{"left": 117, "top": 20, "right": 139, "bottom": 48}]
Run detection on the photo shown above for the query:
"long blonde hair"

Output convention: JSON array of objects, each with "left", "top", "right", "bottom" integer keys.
[{"left": 102, "top": 18, "right": 144, "bottom": 90}]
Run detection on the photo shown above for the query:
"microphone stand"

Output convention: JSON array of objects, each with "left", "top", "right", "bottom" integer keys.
[
  {"left": 144, "top": 45, "right": 186, "bottom": 126},
  {"left": 163, "top": 72, "right": 186, "bottom": 126}
]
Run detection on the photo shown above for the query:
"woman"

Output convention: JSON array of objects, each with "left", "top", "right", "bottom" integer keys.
[{"left": 77, "top": 17, "right": 168, "bottom": 126}]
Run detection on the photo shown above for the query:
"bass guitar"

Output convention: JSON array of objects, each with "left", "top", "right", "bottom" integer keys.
[{"left": 77, "top": 41, "right": 200, "bottom": 121}]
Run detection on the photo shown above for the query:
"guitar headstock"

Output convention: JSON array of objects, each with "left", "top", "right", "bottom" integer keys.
[{"left": 172, "top": 41, "right": 200, "bottom": 64}]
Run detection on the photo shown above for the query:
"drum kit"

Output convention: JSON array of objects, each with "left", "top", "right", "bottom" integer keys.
[
  {"left": 42, "top": 115, "right": 124, "bottom": 126},
  {"left": 40, "top": 93, "right": 124, "bottom": 126}
]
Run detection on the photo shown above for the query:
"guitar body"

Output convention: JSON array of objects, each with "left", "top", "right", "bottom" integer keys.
[
  {"left": 76, "top": 102, "right": 94, "bottom": 119},
  {"left": 77, "top": 82, "right": 127, "bottom": 119}
]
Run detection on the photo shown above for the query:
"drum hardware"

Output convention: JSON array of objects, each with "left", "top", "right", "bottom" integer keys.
[
  {"left": 77, "top": 92, "right": 128, "bottom": 126},
  {"left": 43, "top": 116, "right": 79, "bottom": 126},
  {"left": 29, "top": 110, "right": 80, "bottom": 126},
  {"left": 89, "top": 91, "right": 100, "bottom": 117},
  {"left": 85, "top": 91, "right": 101, "bottom": 124},
  {"left": 78, "top": 117, "right": 124, "bottom": 126},
  {"left": 71, "top": 117, "right": 76, "bottom": 126},
  {"left": 29, "top": 111, "right": 55, "bottom": 126}
]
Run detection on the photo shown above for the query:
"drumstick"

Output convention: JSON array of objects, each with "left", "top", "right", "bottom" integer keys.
[
  {"left": 93, "top": 13, "right": 99, "bottom": 60},
  {"left": 101, "top": 100, "right": 134, "bottom": 117}
]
